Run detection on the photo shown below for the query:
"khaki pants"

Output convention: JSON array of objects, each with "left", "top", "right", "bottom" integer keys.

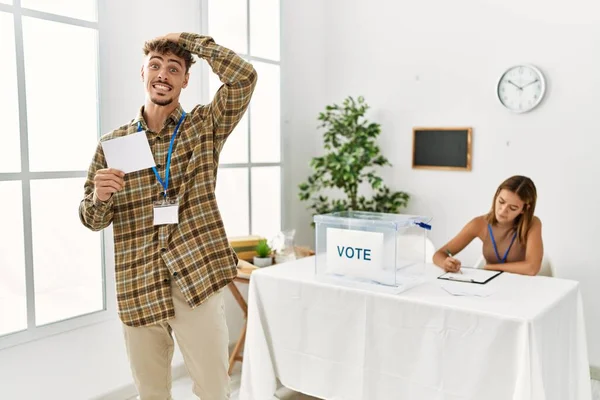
[{"left": 122, "top": 281, "right": 231, "bottom": 400}]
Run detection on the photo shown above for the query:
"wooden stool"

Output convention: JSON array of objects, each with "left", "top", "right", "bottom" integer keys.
[
  {"left": 227, "top": 248, "right": 315, "bottom": 375},
  {"left": 227, "top": 260, "right": 256, "bottom": 375}
]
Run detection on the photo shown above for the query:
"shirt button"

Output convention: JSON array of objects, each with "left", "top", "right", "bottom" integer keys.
[
  {"left": 163, "top": 279, "right": 169, "bottom": 283},
  {"left": 173, "top": 272, "right": 178, "bottom": 277},
  {"left": 156, "top": 163, "right": 162, "bottom": 168},
  {"left": 161, "top": 248, "right": 167, "bottom": 252}
]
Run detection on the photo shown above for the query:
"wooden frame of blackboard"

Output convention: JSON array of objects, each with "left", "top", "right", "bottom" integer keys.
[{"left": 412, "top": 127, "right": 472, "bottom": 171}]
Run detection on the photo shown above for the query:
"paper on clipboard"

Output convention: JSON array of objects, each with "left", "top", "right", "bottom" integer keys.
[{"left": 438, "top": 268, "right": 502, "bottom": 284}]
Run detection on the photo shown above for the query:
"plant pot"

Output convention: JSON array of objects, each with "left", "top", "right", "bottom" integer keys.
[{"left": 253, "top": 256, "right": 273, "bottom": 268}]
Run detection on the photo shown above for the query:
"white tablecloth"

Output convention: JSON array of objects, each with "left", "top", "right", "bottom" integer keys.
[{"left": 239, "top": 257, "right": 590, "bottom": 400}]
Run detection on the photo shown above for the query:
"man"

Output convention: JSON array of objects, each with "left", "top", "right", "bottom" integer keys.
[{"left": 79, "top": 32, "right": 257, "bottom": 399}]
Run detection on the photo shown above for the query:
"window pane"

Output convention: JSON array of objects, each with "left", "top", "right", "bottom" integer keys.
[
  {"left": 215, "top": 168, "right": 249, "bottom": 237},
  {"left": 0, "top": 12, "right": 21, "bottom": 173},
  {"left": 250, "top": 0, "right": 280, "bottom": 60},
  {"left": 251, "top": 166, "right": 280, "bottom": 239},
  {"left": 21, "top": 0, "right": 97, "bottom": 21},
  {"left": 0, "top": 181, "right": 26, "bottom": 336},
  {"left": 0, "top": 0, "right": 13, "bottom": 4},
  {"left": 220, "top": 114, "right": 249, "bottom": 164},
  {"left": 30, "top": 178, "right": 103, "bottom": 326},
  {"left": 209, "top": 72, "right": 248, "bottom": 164},
  {"left": 208, "top": 0, "right": 247, "bottom": 55},
  {"left": 22, "top": 18, "right": 98, "bottom": 172},
  {"left": 250, "top": 62, "right": 280, "bottom": 163}
]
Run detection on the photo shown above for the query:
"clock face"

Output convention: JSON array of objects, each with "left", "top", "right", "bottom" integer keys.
[{"left": 497, "top": 65, "right": 546, "bottom": 113}]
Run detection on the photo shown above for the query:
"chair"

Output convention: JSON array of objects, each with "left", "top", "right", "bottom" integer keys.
[{"left": 537, "top": 255, "right": 553, "bottom": 277}]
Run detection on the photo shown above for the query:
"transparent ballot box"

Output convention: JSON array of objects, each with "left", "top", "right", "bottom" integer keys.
[{"left": 313, "top": 211, "right": 432, "bottom": 289}]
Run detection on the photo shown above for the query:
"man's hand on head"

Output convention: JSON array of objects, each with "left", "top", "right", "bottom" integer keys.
[{"left": 163, "top": 33, "right": 182, "bottom": 44}]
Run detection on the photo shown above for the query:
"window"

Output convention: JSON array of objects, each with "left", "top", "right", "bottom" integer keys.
[
  {"left": 0, "top": 0, "right": 105, "bottom": 348},
  {"left": 208, "top": 0, "right": 282, "bottom": 241}
]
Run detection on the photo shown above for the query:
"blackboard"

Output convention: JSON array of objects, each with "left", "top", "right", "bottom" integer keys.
[{"left": 412, "top": 127, "right": 472, "bottom": 171}]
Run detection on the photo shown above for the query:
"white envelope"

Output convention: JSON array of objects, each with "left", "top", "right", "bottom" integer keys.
[
  {"left": 440, "top": 282, "right": 495, "bottom": 297},
  {"left": 101, "top": 131, "right": 156, "bottom": 174}
]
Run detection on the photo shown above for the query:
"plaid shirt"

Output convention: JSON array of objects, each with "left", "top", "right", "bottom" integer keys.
[{"left": 79, "top": 33, "right": 257, "bottom": 327}]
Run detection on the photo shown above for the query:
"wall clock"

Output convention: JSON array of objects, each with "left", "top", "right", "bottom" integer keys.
[{"left": 497, "top": 64, "right": 546, "bottom": 113}]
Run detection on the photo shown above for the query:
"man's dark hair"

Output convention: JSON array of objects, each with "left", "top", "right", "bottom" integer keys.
[{"left": 143, "top": 39, "right": 195, "bottom": 73}]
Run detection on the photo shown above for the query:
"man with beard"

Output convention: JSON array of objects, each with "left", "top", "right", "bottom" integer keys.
[{"left": 79, "top": 32, "right": 257, "bottom": 399}]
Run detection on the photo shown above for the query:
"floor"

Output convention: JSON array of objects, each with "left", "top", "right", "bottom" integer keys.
[
  {"left": 125, "top": 363, "right": 319, "bottom": 400},
  {"left": 125, "top": 372, "right": 600, "bottom": 400}
]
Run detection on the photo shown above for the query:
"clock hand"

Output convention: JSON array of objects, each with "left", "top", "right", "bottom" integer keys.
[
  {"left": 522, "top": 78, "right": 539, "bottom": 88},
  {"left": 507, "top": 80, "right": 522, "bottom": 90}
]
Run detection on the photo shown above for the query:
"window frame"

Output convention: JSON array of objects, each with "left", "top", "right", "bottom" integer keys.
[
  {"left": 203, "top": 0, "right": 284, "bottom": 238},
  {"left": 0, "top": 0, "right": 113, "bottom": 351}
]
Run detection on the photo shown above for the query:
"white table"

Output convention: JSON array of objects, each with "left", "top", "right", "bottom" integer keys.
[{"left": 239, "top": 257, "right": 591, "bottom": 400}]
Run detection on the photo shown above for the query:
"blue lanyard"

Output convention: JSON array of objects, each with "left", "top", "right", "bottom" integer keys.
[
  {"left": 137, "top": 111, "right": 186, "bottom": 199},
  {"left": 488, "top": 224, "right": 517, "bottom": 264}
]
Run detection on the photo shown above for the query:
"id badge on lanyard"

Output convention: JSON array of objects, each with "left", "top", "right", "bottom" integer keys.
[
  {"left": 138, "top": 111, "right": 186, "bottom": 226},
  {"left": 153, "top": 196, "right": 179, "bottom": 225}
]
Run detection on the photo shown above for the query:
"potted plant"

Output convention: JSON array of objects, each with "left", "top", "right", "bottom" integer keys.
[
  {"left": 298, "top": 96, "right": 409, "bottom": 225},
  {"left": 253, "top": 239, "right": 273, "bottom": 267}
]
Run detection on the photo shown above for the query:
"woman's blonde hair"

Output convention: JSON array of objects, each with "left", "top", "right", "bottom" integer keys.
[{"left": 486, "top": 175, "right": 537, "bottom": 243}]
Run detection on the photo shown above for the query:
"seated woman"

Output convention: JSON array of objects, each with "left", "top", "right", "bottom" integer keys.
[{"left": 433, "top": 175, "right": 543, "bottom": 276}]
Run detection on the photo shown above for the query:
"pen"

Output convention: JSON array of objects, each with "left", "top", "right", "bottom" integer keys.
[{"left": 445, "top": 249, "right": 463, "bottom": 274}]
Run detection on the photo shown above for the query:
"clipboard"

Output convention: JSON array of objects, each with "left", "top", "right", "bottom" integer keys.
[{"left": 437, "top": 268, "right": 503, "bottom": 285}]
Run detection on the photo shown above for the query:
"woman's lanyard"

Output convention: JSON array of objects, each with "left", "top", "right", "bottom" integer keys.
[
  {"left": 137, "top": 111, "right": 186, "bottom": 200},
  {"left": 488, "top": 223, "right": 517, "bottom": 264}
]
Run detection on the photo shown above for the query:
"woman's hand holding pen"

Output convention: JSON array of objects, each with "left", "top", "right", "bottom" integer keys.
[{"left": 443, "top": 249, "right": 462, "bottom": 273}]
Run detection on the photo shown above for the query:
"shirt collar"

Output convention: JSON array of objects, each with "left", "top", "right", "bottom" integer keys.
[{"left": 131, "top": 104, "right": 185, "bottom": 131}]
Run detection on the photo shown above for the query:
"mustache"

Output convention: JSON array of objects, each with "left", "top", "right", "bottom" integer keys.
[{"left": 151, "top": 80, "right": 172, "bottom": 88}]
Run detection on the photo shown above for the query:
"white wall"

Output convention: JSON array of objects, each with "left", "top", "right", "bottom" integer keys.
[
  {"left": 281, "top": 0, "right": 328, "bottom": 243},
  {"left": 4, "top": 1, "right": 599, "bottom": 398},
  {"left": 283, "top": 0, "right": 600, "bottom": 368},
  {"left": 0, "top": 1, "right": 247, "bottom": 398}
]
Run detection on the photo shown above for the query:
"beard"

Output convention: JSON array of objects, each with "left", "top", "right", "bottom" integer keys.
[{"left": 151, "top": 96, "right": 173, "bottom": 106}]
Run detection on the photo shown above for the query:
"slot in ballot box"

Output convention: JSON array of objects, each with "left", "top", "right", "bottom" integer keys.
[{"left": 313, "top": 211, "right": 432, "bottom": 290}]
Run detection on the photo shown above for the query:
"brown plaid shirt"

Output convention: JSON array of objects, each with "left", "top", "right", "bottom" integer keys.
[{"left": 79, "top": 33, "right": 257, "bottom": 327}]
